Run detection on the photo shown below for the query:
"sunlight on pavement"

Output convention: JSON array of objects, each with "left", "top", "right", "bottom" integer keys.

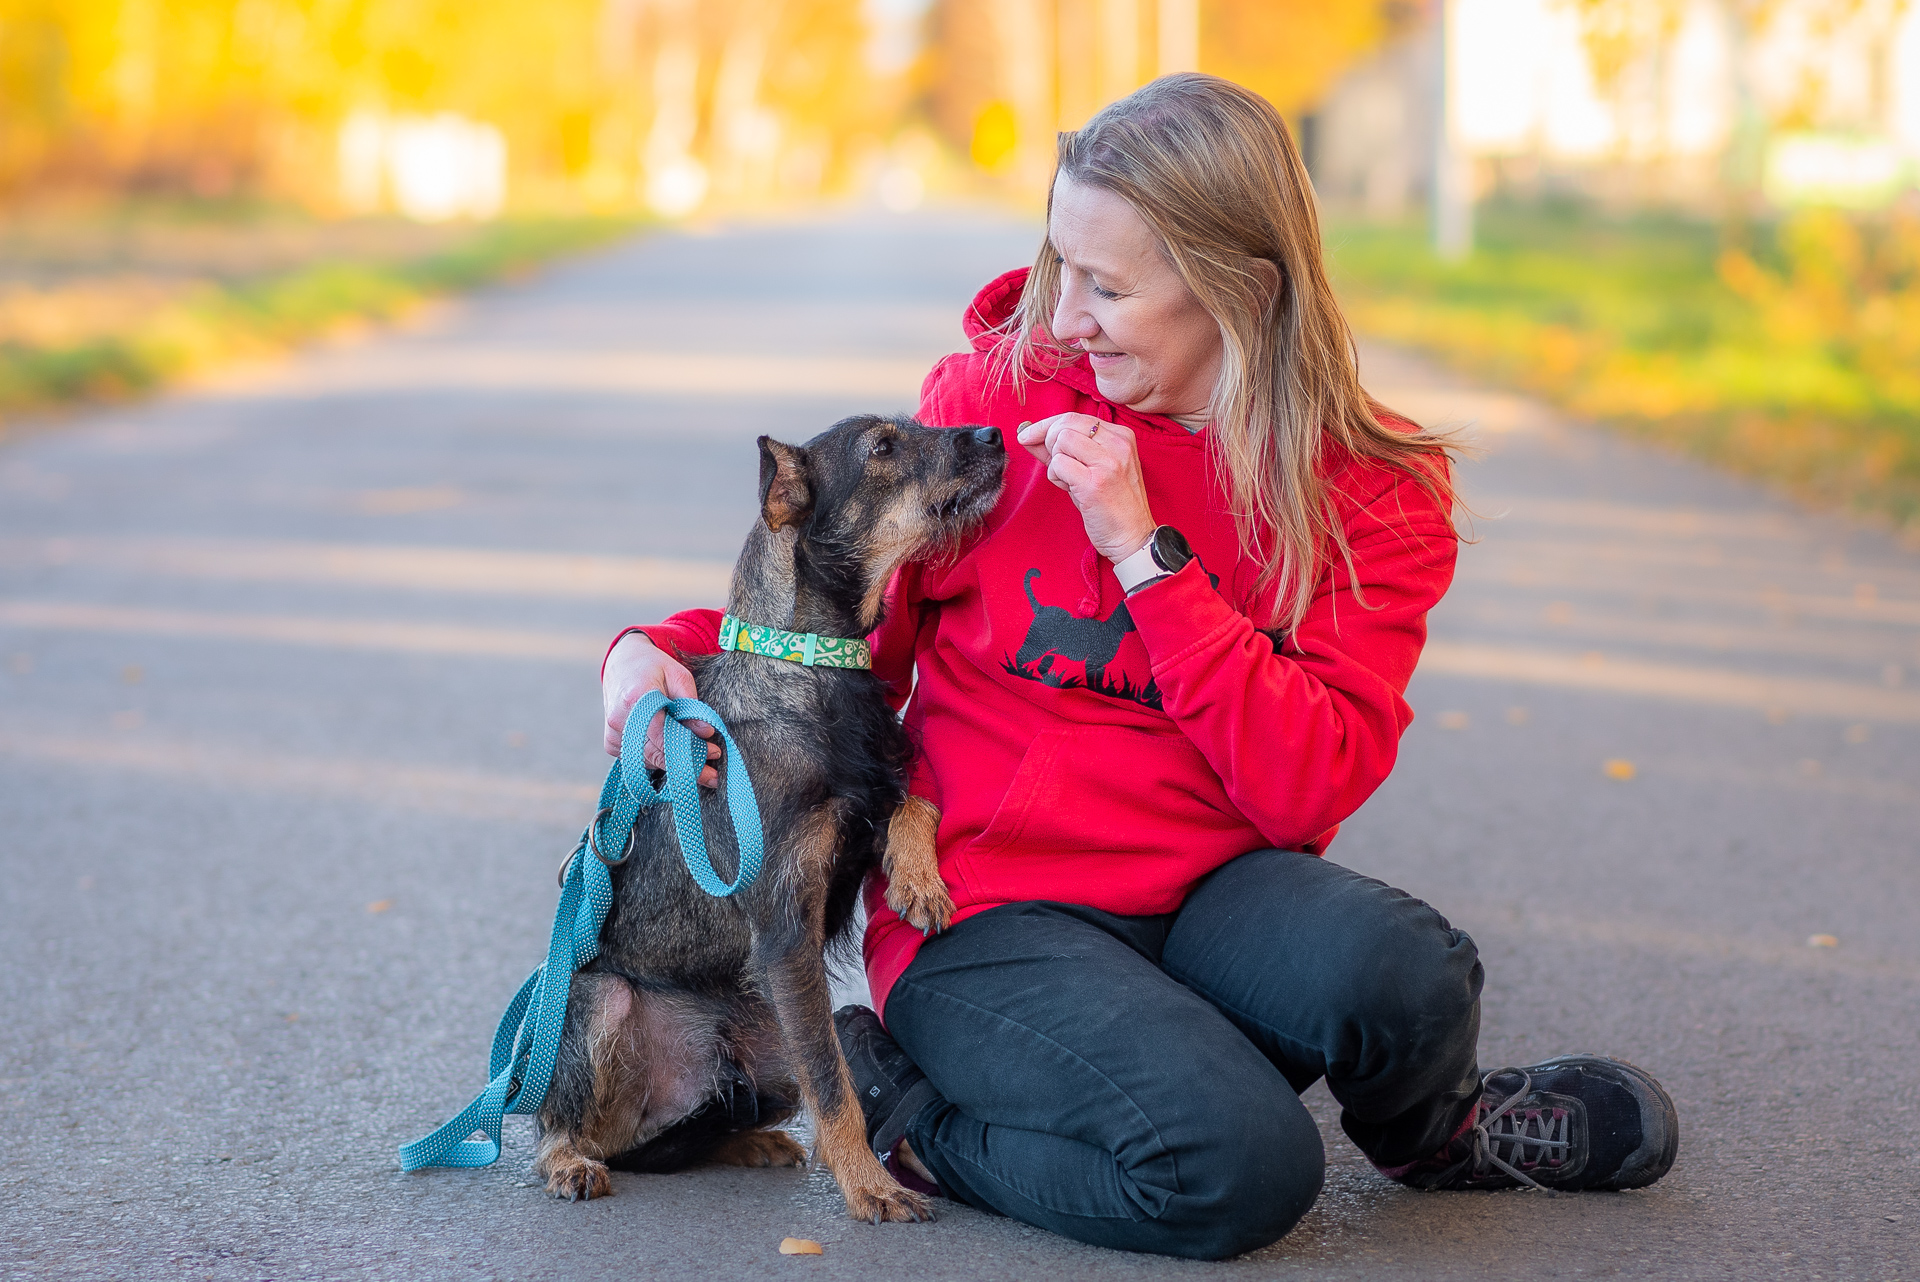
[
  {"left": 1367, "top": 386, "right": 1551, "bottom": 437},
  {"left": 0, "top": 536, "right": 731, "bottom": 599},
  {"left": 0, "top": 600, "right": 600, "bottom": 661},
  {"left": 1422, "top": 640, "right": 1920, "bottom": 723},
  {"left": 0, "top": 728, "right": 593, "bottom": 823},
  {"left": 244, "top": 348, "right": 934, "bottom": 401}
]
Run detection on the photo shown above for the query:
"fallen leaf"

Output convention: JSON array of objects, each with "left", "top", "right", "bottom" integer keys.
[
  {"left": 1807, "top": 934, "right": 1839, "bottom": 948},
  {"left": 779, "top": 1238, "right": 823, "bottom": 1255},
  {"left": 1603, "top": 759, "right": 1636, "bottom": 781},
  {"left": 366, "top": 899, "right": 393, "bottom": 914}
]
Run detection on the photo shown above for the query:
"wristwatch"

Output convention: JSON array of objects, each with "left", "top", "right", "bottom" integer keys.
[{"left": 1112, "top": 525, "right": 1193, "bottom": 594}]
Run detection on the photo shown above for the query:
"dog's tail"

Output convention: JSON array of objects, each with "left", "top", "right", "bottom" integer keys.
[{"left": 1024, "top": 567, "right": 1043, "bottom": 610}]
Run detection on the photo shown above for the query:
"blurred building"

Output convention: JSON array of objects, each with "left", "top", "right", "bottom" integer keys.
[{"left": 1305, "top": 0, "right": 1920, "bottom": 216}]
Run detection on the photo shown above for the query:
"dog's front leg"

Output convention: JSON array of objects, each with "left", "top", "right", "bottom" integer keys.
[
  {"left": 753, "top": 813, "right": 930, "bottom": 1224},
  {"left": 881, "top": 795, "right": 953, "bottom": 935}
]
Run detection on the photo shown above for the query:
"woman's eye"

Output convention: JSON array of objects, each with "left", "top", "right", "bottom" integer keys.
[
  {"left": 1091, "top": 282, "right": 1120, "bottom": 300},
  {"left": 871, "top": 438, "right": 895, "bottom": 457}
]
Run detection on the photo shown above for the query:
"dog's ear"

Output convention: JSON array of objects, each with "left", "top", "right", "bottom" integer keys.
[{"left": 757, "top": 436, "right": 814, "bottom": 532}]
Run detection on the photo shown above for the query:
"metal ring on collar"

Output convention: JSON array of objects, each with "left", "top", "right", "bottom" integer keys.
[{"left": 587, "top": 806, "right": 637, "bottom": 866}]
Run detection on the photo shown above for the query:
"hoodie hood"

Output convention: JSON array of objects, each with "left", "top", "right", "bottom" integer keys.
[{"left": 963, "top": 267, "right": 1031, "bottom": 350}]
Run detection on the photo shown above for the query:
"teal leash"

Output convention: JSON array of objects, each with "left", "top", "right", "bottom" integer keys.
[{"left": 397, "top": 689, "right": 765, "bottom": 1171}]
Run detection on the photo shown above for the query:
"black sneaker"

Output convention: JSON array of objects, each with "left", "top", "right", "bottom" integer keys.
[
  {"left": 1400, "top": 1056, "right": 1679, "bottom": 1192},
  {"left": 834, "top": 1006, "right": 944, "bottom": 1181}
]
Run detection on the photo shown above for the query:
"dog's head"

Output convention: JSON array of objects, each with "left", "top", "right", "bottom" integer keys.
[{"left": 757, "top": 414, "right": 1005, "bottom": 631}]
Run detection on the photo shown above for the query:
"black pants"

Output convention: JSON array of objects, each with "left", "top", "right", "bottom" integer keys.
[{"left": 885, "top": 849, "right": 1485, "bottom": 1260}]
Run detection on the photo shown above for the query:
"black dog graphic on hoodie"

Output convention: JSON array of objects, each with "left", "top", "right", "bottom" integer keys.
[{"left": 1012, "top": 568, "right": 1137, "bottom": 689}]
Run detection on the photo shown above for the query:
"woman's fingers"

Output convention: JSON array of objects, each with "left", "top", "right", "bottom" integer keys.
[
  {"left": 1015, "top": 418, "right": 1050, "bottom": 463},
  {"left": 1042, "top": 418, "right": 1155, "bottom": 561},
  {"left": 602, "top": 633, "right": 719, "bottom": 788},
  {"left": 1018, "top": 413, "right": 1109, "bottom": 466},
  {"left": 661, "top": 650, "right": 721, "bottom": 789}
]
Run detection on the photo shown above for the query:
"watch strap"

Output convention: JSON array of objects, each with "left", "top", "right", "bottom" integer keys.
[{"left": 1111, "top": 539, "right": 1163, "bottom": 593}]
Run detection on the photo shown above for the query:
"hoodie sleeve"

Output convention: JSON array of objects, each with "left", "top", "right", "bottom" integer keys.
[{"left": 1123, "top": 461, "right": 1457, "bottom": 852}]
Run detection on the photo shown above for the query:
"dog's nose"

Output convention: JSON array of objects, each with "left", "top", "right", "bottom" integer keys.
[{"left": 969, "top": 426, "right": 1001, "bottom": 449}]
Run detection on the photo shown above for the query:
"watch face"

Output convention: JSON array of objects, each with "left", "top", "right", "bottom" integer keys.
[{"left": 1151, "top": 526, "right": 1192, "bottom": 572}]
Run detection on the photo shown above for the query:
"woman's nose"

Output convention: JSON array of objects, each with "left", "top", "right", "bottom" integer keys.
[{"left": 1051, "top": 290, "right": 1098, "bottom": 342}]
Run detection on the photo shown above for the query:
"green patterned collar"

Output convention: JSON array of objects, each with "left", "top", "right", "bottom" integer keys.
[{"left": 718, "top": 614, "right": 872, "bottom": 669}]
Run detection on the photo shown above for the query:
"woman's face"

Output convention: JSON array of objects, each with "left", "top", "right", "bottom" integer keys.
[{"left": 1047, "top": 174, "right": 1223, "bottom": 424}]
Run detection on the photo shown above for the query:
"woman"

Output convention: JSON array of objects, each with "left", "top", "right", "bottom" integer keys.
[{"left": 602, "top": 75, "right": 1677, "bottom": 1259}]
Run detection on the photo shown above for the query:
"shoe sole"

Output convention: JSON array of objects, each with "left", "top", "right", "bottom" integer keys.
[{"left": 1527, "top": 1054, "right": 1679, "bottom": 1190}]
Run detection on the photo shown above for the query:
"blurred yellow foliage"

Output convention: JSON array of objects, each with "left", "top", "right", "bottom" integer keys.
[
  {"left": 0, "top": 0, "right": 877, "bottom": 207},
  {"left": 971, "top": 101, "right": 1020, "bottom": 171},
  {"left": 1717, "top": 211, "right": 1920, "bottom": 407},
  {"left": 1200, "top": 0, "right": 1396, "bottom": 116}
]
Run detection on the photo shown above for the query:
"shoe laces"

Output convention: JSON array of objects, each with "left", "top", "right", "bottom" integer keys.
[{"left": 1470, "top": 1069, "right": 1572, "bottom": 1191}]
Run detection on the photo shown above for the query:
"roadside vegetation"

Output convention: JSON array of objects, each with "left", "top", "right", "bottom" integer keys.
[
  {"left": 1327, "top": 203, "right": 1920, "bottom": 535},
  {"left": 0, "top": 204, "right": 639, "bottom": 429}
]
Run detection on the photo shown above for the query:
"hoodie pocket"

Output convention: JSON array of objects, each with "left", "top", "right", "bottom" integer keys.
[
  {"left": 964, "top": 724, "right": 1234, "bottom": 865},
  {"left": 968, "top": 728, "right": 1076, "bottom": 856}
]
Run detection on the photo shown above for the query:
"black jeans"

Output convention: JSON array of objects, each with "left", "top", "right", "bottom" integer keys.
[{"left": 885, "top": 849, "right": 1485, "bottom": 1260}]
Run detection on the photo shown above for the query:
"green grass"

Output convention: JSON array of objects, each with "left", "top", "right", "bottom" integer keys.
[
  {"left": 1326, "top": 203, "right": 1920, "bottom": 532},
  {"left": 0, "top": 215, "right": 642, "bottom": 423}
]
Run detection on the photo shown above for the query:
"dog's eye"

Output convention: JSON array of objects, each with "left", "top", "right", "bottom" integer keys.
[{"left": 870, "top": 437, "right": 895, "bottom": 457}]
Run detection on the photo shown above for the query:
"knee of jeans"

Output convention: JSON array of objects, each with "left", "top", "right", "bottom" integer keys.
[
  {"left": 1149, "top": 1097, "right": 1325, "bottom": 1260},
  {"left": 1335, "top": 912, "right": 1482, "bottom": 1050}
]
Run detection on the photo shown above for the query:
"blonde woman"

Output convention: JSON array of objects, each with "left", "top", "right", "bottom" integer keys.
[{"left": 604, "top": 74, "right": 1677, "bottom": 1258}]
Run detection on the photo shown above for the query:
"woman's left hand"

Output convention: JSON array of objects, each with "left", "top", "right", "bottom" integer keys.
[{"left": 1016, "top": 413, "right": 1156, "bottom": 563}]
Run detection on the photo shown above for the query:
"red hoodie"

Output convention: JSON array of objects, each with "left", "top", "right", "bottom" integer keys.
[{"left": 624, "top": 268, "right": 1457, "bottom": 1021}]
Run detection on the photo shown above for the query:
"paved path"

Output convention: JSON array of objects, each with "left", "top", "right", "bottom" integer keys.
[{"left": 2, "top": 213, "right": 1915, "bottom": 1281}]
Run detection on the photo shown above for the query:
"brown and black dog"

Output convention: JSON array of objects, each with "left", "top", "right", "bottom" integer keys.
[{"left": 533, "top": 414, "right": 1004, "bottom": 1223}]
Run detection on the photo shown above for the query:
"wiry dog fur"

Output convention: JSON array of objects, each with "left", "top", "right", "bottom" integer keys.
[{"left": 533, "top": 414, "right": 1004, "bottom": 1223}]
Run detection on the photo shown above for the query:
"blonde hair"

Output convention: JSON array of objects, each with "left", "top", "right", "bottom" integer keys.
[{"left": 1005, "top": 73, "right": 1457, "bottom": 632}]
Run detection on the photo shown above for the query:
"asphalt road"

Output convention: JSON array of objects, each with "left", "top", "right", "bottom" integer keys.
[{"left": 2, "top": 211, "right": 1916, "bottom": 1281}]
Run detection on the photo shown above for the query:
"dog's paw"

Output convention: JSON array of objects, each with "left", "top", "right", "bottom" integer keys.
[
  {"left": 884, "top": 870, "right": 955, "bottom": 936},
  {"left": 541, "top": 1154, "right": 613, "bottom": 1202},
  {"left": 711, "top": 1129, "right": 808, "bottom": 1168},
  {"left": 842, "top": 1177, "right": 934, "bottom": 1225}
]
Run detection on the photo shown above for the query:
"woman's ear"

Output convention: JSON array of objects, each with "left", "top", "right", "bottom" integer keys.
[
  {"left": 1249, "top": 258, "right": 1282, "bottom": 314},
  {"left": 756, "top": 437, "right": 814, "bottom": 532}
]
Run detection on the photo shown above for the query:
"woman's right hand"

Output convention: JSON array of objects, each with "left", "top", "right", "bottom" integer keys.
[{"left": 602, "top": 630, "right": 719, "bottom": 788}]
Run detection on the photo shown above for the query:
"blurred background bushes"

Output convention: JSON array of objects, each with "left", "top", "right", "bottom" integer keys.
[{"left": 1330, "top": 203, "right": 1920, "bottom": 529}]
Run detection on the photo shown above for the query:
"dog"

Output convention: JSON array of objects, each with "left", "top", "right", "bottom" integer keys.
[{"left": 532, "top": 413, "right": 1005, "bottom": 1224}]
